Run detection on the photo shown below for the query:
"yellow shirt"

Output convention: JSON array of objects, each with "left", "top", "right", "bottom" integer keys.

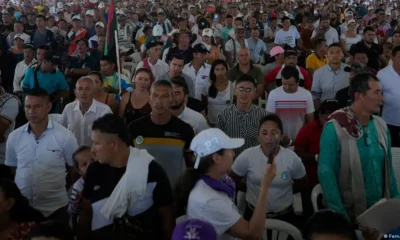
[{"left": 306, "top": 52, "right": 328, "bottom": 71}]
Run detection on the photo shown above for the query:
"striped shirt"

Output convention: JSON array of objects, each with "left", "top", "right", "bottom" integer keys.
[
  {"left": 217, "top": 104, "right": 267, "bottom": 157},
  {"left": 68, "top": 177, "right": 84, "bottom": 217}
]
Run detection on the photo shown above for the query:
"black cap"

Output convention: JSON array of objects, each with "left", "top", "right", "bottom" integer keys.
[
  {"left": 193, "top": 43, "right": 210, "bottom": 54},
  {"left": 146, "top": 39, "right": 162, "bottom": 49},
  {"left": 198, "top": 18, "right": 210, "bottom": 30},
  {"left": 23, "top": 43, "right": 35, "bottom": 50},
  {"left": 44, "top": 51, "right": 61, "bottom": 66}
]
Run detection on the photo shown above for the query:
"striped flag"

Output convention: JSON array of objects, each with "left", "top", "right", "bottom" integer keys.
[{"left": 104, "top": 0, "right": 118, "bottom": 62}]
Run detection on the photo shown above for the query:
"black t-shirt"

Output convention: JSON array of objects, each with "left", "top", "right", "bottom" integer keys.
[
  {"left": 350, "top": 41, "right": 382, "bottom": 71},
  {"left": 83, "top": 160, "right": 173, "bottom": 239},
  {"left": 335, "top": 86, "right": 350, "bottom": 108},
  {"left": 23, "top": 24, "right": 37, "bottom": 36},
  {"left": 128, "top": 115, "right": 195, "bottom": 186},
  {"left": 187, "top": 97, "right": 205, "bottom": 113},
  {"left": 0, "top": 24, "right": 14, "bottom": 35}
]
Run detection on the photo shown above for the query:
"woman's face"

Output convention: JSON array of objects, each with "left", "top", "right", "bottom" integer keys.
[
  {"left": 133, "top": 71, "right": 151, "bottom": 91},
  {"left": 89, "top": 74, "right": 103, "bottom": 92},
  {"left": 0, "top": 187, "right": 14, "bottom": 218},
  {"left": 214, "top": 149, "right": 235, "bottom": 173},
  {"left": 14, "top": 38, "right": 24, "bottom": 48},
  {"left": 214, "top": 64, "right": 227, "bottom": 78},
  {"left": 258, "top": 120, "right": 282, "bottom": 151}
]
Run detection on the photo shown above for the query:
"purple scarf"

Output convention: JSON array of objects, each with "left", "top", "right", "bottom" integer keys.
[{"left": 200, "top": 175, "right": 236, "bottom": 200}]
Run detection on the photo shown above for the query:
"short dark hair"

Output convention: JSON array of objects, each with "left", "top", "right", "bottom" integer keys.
[
  {"left": 29, "top": 220, "right": 74, "bottom": 240},
  {"left": 76, "top": 39, "right": 88, "bottom": 47},
  {"left": 226, "top": 14, "right": 233, "bottom": 19},
  {"left": 72, "top": 146, "right": 91, "bottom": 170},
  {"left": 281, "top": 66, "right": 300, "bottom": 83},
  {"left": 171, "top": 77, "right": 189, "bottom": 95},
  {"left": 170, "top": 53, "right": 184, "bottom": 63},
  {"left": 328, "top": 43, "right": 342, "bottom": 50},
  {"left": 304, "top": 210, "right": 357, "bottom": 240},
  {"left": 37, "top": 45, "right": 51, "bottom": 51},
  {"left": 258, "top": 114, "right": 283, "bottom": 133},
  {"left": 270, "top": 17, "right": 277, "bottom": 22},
  {"left": 349, "top": 73, "right": 379, "bottom": 102},
  {"left": 313, "top": 38, "right": 327, "bottom": 50},
  {"left": 319, "top": 100, "right": 341, "bottom": 115},
  {"left": 151, "top": 79, "right": 173, "bottom": 93},
  {"left": 36, "top": 14, "right": 47, "bottom": 21},
  {"left": 363, "top": 26, "right": 375, "bottom": 34},
  {"left": 92, "top": 114, "right": 129, "bottom": 145},
  {"left": 236, "top": 74, "right": 256, "bottom": 88},
  {"left": 350, "top": 45, "right": 367, "bottom": 57},
  {"left": 392, "top": 46, "right": 400, "bottom": 57},
  {"left": 100, "top": 55, "right": 115, "bottom": 65},
  {"left": 24, "top": 88, "right": 50, "bottom": 101},
  {"left": 88, "top": 71, "right": 103, "bottom": 82}
]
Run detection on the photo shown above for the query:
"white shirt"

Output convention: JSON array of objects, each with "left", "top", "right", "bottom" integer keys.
[
  {"left": 182, "top": 62, "right": 212, "bottom": 100},
  {"left": 311, "top": 27, "right": 339, "bottom": 46},
  {"left": 178, "top": 106, "right": 209, "bottom": 134},
  {"left": 224, "top": 39, "right": 249, "bottom": 65},
  {"left": 340, "top": 34, "right": 362, "bottom": 51},
  {"left": 232, "top": 146, "right": 306, "bottom": 212},
  {"left": 0, "top": 98, "right": 19, "bottom": 163},
  {"left": 7, "top": 32, "right": 31, "bottom": 47},
  {"left": 201, "top": 81, "right": 234, "bottom": 125},
  {"left": 5, "top": 120, "right": 78, "bottom": 217},
  {"left": 378, "top": 65, "right": 400, "bottom": 126},
  {"left": 13, "top": 59, "right": 38, "bottom": 92},
  {"left": 266, "top": 86, "right": 315, "bottom": 140},
  {"left": 136, "top": 59, "right": 169, "bottom": 79},
  {"left": 274, "top": 27, "right": 300, "bottom": 48},
  {"left": 187, "top": 179, "right": 240, "bottom": 240},
  {"left": 88, "top": 35, "right": 99, "bottom": 49},
  {"left": 61, "top": 99, "right": 112, "bottom": 146}
]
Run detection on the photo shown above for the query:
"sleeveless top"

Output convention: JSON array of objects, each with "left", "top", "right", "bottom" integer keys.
[{"left": 123, "top": 92, "right": 152, "bottom": 124}]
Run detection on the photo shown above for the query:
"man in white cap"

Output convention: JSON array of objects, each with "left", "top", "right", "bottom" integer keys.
[
  {"left": 7, "top": 22, "right": 31, "bottom": 47},
  {"left": 67, "top": 14, "right": 88, "bottom": 56},
  {"left": 84, "top": 10, "right": 96, "bottom": 39},
  {"left": 338, "top": 10, "right": 354, "bottom": 36},
  {"left": 88, "top": 22, "right": 105, "bottom": 49}
]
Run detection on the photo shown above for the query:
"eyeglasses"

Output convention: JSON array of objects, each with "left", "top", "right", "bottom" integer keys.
[{"left": 236, "top": 87, "right": 254, "bottom": 93}]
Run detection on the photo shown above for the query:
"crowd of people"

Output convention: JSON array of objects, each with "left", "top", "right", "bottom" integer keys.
[{"left": 0, "top": 0, "right": 400, "bottom": 239}]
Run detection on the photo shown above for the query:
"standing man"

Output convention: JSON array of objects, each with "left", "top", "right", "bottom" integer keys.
[
  {"left": 78, "top": 114, "right": 174, "bottom": 240},
  {"left": 318, "top": 73, "right": 399, "bottom": 228},
  {"left": 350, "top": 27, "right": 382, "bottom": 71},
  {"left": 5, "top": 88, "right": 78, "bottom": 224},
  {"left": 217, "top": 74, "right": 267, "bottom": 157},
  {"left": 13, "top": 44, "right": 37, "bottom": 94},
  {"left": 225, "top": 26, "right": 248, "bottom": 68},
  {"left": 61, "top": 77, "right": 112, "bottom": 146},
  {"left": 66, "top": 15, "right": 87, "bottom": 57},
  {"left": 274, "top": 16, "right": 302, "bottom": 48},
  {"left": 31, "top": 15, "right": 55, "bottom": 49},
  {"left": 128, "top": 80, "right": 195, "bottom": 186}
]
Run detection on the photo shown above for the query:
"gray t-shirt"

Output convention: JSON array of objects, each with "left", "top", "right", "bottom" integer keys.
[
  {"left": 33, "top": 29, "right": 47, "bottom": 48},
  {"left": 0, "top": 98, "right": 19, "bottom": 163},
  {"left": 156, "top": 72, "right": 195, "bottom": 98}
]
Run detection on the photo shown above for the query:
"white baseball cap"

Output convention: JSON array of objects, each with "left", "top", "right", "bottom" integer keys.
[
  {"left": 202, "top": 28, "right": 213, "bottom": 37},
  {"left": 348, "top": 19, "right": 356, "bottom": 25},
  {"left": 153, "top": 25, "right": 163, "bottom": 36},
  {"left": 72, "top": 14, "right": 81, "bottom": 21},
  {"left": 368, "top": 6, "right": 374, "bottom": 10},
  {"left": 85, "top": 10, "right": 95, "bottom": 16},
  {"left": 14, "top": 34, "right": 24, "bottom": 41},
  {"left": 191, "top": 128, "right": 244, "bottom": 168},
  {"left": 95, "top": 21, "right": 105, "bottom": 28}
]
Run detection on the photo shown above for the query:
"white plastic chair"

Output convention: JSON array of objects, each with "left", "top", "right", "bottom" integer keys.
[
  {"left": 391, "top": 147, "right": 400, "bottom": 188},
  {"left": 264, "top": 219, "right": 303, "bottom": 240},
  {"left": 311, "top": 184, "right": 323, "bottom": 213},
  {"left": 48, "top": 114, "right": 62, "bottom": 124},
  {"left": 176, "top": 215, "right": 186, "bottom": 224},
  {"left": 122, "top": 69, "right": 131, "bottom": 81},
  {"left": 122, "top": 62, "right": 135, "bottom": 76}
]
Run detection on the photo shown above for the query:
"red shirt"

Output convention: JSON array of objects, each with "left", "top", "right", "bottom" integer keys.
[
  {"left": 294, "top": 120, "right": 322, "bottom": 187},
  {"left": 264, "top": 65, "right": 312, "bottom": 90}
]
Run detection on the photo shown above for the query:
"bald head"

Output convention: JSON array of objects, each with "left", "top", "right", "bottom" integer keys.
[{"left": 238, "top": 48, "right": 251, "bottom": 65}]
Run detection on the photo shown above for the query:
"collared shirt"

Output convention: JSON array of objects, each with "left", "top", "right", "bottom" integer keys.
[
  {"left": 311, "top": 63, "right": 350, "bottom": 102},
  {"left": 306, "top": 52, "right": 328, "bottom": 71},
  {"left": 182, "top": 61, "right": 211, "bottom": 100},
  {"left": 13, "top": 59, "right": 38, "bottom": 92},
  {"left": 156, "top": 72, "right": 195, "bottom": 98},
  {"left": 246, "top": 37, "right": 267, "bottom": 64},
  {"left": 378, "top": 65, "right": 400, "bottom": 126},
  {"left": 136, "top": 59, "right": 169, "bottom": 79},
  {"left": 61, "top": 99, "right": 112, "bottom": 146},
  {"left": 217, "top": 104, "right": 267, "bottom": 157},
  {"left": 224, "top": 39, "right": 249, "bottom": 65},
  {"left": 178, "top": 105, "right": 209, "bottom": 135},
  {"left": 5, "top": 120, "right": 78, "bottom": 217}
]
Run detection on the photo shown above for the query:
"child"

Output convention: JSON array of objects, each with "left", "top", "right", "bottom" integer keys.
[{"left": 68, "top": 146, "right": 95, "bottom": 219}]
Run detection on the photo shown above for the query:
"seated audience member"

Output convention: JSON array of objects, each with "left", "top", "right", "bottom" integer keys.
[
  {"left": 349, "top": 45, "right": 377, "bottom": 75},
  {"left": 78, "top": 114, "right": 174, "bottom": 240},
  {"left": 335, "top": 63, "right": 370, "bottom": 108},
  {"left": 230, "top": 115, "right": 307, "bottom": 228},
  {"left": 88, "top": 71, "right": 118, "bottom": 113},
  {"left": 29, "top": 220, "right": 74, "bottom": 240},
  {"left": 304, "top": 210, "right": 358, "bottom": 240},
  {"left": 295, "top": 99, "right": 341, "bottom": 189},
  {"left": 318, "top": 73, "right": 399, "bottom": 229},
  {"left": 0, "top": 179, "right": 44, "bottom": 240},
  {"left": 306, "top": 38, "right": 328, "bottom": 81},
  {"left": 172, "top": 219, "right": 217, "bottom": 240},
  {"left": 68, "top": 146, "right": 94, "bottom": 225}
]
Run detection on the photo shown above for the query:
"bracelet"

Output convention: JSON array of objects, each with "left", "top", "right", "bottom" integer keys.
[{"left": 315, "top": 154, "right": 319, "bottom": 162}]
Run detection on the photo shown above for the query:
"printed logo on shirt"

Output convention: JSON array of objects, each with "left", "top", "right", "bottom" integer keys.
[
  {"left": 135, "top": 136, "right": 144, "bottom": 145},
  {"left": 281, "top": 171, "right": 289, "bottom": 181},
  {"left": 94, "top": 185, "right": 101, "bottom": 191},
  {"left": 164, "top": 131, "right": 181, "bottom": 138}
]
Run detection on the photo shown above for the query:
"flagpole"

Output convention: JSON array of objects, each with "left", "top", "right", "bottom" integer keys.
[{"left": 114, "top": 30, "right": 122, "bottom": 95}]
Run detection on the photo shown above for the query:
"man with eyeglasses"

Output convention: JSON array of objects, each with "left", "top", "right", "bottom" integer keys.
[{"left": 217, "top": 74, "right": 267, "bottom": 157}]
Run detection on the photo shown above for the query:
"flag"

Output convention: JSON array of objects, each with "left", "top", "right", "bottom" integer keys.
[{"left": 104, "top": 0, "right": 118, "bottom": 64}]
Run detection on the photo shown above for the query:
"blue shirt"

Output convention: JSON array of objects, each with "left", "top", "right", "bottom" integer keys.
[
  {"left": 246, "top": 38, "right": 267, "bottom": 64},
  {"left": 22, "top": 67, "right": 69, "bottom": 95}
]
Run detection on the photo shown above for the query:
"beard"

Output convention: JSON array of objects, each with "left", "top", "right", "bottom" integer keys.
[{"left": 170, "top": 102, "right": 184, "bottom": 110}]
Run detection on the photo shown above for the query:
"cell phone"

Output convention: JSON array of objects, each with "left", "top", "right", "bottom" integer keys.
[
  {"left": 214, "top": 13, "right": 219, "bottom": 22},
  {"left": 268, "top": 134, "right": 280, "bottom": 164},
  {"left": 313, "top": 9, "right": 318, "bottom": 15}
]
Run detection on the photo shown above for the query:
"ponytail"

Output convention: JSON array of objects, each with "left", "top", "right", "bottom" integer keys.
[{"left": 174, "top": 149, "right": 224, "bottom": 216}]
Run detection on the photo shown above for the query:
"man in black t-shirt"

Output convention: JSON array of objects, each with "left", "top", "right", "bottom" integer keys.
[
  {"left": 128, "top": 80, "right": 195, "bottom": 188},
  {"left": 79, "top": 114, "right": 175, "bottom": 240}
]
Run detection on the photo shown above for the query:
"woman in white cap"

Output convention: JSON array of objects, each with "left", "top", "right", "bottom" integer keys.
[{"left": 176, "top": 128, "right": 276, "bottom": 240}]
